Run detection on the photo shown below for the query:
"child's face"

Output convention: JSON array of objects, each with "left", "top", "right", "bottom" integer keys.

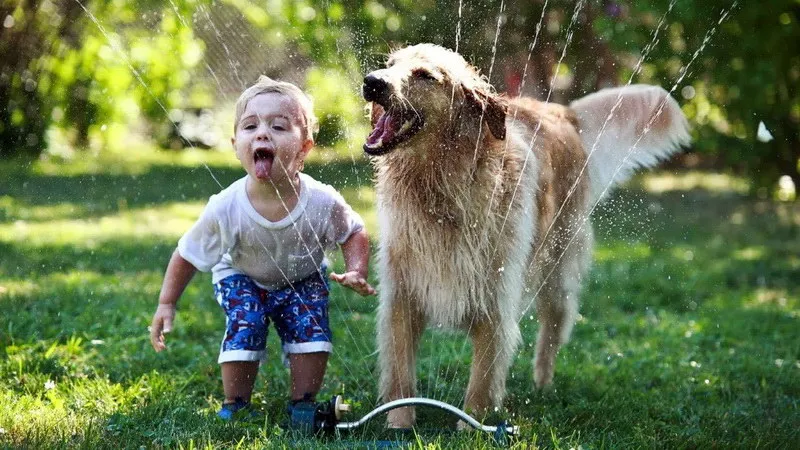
[{"left": 232, "top": 92, "right": 313, "bottom": 186}]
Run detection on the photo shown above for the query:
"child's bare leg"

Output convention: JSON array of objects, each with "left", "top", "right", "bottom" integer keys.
[
  {"left": 221, "top": 361, "right": 260, "bottom": 403},
  {"left": 289, "top": 352, "right": 328, "bottom": 401}
]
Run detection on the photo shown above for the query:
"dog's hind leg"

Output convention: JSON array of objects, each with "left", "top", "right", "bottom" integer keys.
[
  {"left": 377, "top": 289, "right": 425, "bottom": 428},
  {"left": 533, "top": 285, "right": 576, "bottom": 387},
  {"left": 533, "top": 231, "right": 589, "bottom": 388},
  {"left": 463, "top": 315, "right": 520, "bottom": 418}
]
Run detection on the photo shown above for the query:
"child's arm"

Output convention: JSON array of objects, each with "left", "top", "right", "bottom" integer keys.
[
  {"left": 150, "top": 249, "right": 198, "bottom": 352},
  {"left": 330, "top": 228, "right": 376, "bottom": 296}
]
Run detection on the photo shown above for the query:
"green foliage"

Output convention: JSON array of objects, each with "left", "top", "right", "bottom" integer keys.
[
  {"left": 2, "top": 1, "right": 798, "bottom": 194},
  {"left": 305, "top": 67, "right": 368, "bottom": 147},
  {"left": 600, "top": 1, "right": 800, "bottom": 191},
  {"left": 1, "top": 149, "right": 798, "bottom": 448},
  {"left": 1, "top": 0, "right": 209, "bottom": 155}
]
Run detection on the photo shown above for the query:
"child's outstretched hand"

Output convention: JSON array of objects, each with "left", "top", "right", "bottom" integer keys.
[
  {"left": 150, "top": 304, "right": 176, "bottom": 352},
  {"left": 330, "top": 271, "right": 376, "bottom": 296}
]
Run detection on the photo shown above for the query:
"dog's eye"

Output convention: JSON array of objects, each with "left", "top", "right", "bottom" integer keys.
[{"left": 412, "top": 69, "right": 437, "bottom": 81}]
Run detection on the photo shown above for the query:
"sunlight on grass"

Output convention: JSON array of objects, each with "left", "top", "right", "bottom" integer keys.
[
  {"left": 639, "top": 171, "right": 750, "bottom": 194},
  {"left": 593, "top": 242, "right": 651, "bottom": 261},
  {"left": 2, "top": 198, "right": 376, "bottom": 249},
  {"left": 669, "top": 245, "right": 697, "bottom": 262},
  {"left": 1, "top": 202, "right": 204, "bottom": 246},
  {"left": 47, "top": 270, "right": 162, "bottom": 296},
  {"left": 0, "top": 197, "right": 87, "bottom": 222},
  {"left": 0, "top": 280, "right": 38, "bottom": 299},
  {"left": 34, "top": 146, "right": 241, "bottom": 177},
  {"left": 0, "top": 271, "right": 162, "bottom": 309},
  {"left": 745, "top": 288, "right": 796, "bottom": 312},
  {"left": 31, "top": 137, "right": 371, "bottom": 178},
  {"left": 733, "top": 246, "right": 766, "bottom": 261}
]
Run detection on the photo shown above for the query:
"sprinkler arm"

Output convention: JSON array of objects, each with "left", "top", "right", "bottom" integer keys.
[{"left": 335, "top": 397, "right": 519, "bottom": 436}]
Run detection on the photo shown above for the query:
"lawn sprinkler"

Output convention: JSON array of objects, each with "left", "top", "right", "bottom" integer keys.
[{"left": 287, "top": 395, "right": 519, "bottom": 445}]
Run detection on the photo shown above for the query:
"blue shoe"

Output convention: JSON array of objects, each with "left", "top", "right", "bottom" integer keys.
[{"left": 217, "top": 398, "right": 251, "bottom": 421}]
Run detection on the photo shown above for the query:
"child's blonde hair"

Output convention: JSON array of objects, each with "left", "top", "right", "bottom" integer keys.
[{"left": 233, "top": 76, "right": 318, "bottom": 140}]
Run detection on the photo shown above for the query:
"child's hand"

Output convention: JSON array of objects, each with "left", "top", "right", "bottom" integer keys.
[
  {"left": 330, "top": 271, "right": 376, "bottom": 296},
  {"left": 150, "top": 304, "right": 176, "bottom": 352}
]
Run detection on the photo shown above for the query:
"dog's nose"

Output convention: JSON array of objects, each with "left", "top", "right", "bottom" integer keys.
[{"left": 362, "top": 74, "right": 389, "bottom": 103}]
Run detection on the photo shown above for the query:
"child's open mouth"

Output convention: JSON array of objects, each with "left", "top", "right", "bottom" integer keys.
[{"left": 253, "top": 149, "right": 274, "bottom": 179}]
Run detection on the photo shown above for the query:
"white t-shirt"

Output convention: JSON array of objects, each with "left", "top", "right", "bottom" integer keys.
[{"left": 177, "top": 173, "right": 364, "bottom": 290}]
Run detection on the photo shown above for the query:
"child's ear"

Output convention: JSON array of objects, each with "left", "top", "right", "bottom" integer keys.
[
  {"left": 300, "top": 138, "right": 314, "bottom": 159},
  {"left": 230, "top": 136, "right": 235, "bottom": 147}
]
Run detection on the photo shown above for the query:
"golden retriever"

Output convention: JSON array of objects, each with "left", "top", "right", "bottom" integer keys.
[{"left": 362, "top": 43, "right": 690, "bottom": 428}]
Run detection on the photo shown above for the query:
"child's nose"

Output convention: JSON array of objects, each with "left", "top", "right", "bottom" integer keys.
[{"left": 256, "top": 123, "right": 270, "bottom": 139}]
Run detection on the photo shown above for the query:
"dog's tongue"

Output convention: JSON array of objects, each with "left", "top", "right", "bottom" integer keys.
[
  {"left": 366, "top": 111, "right": 399, "bottom": 147},
  {"left": 255, "top": 156, "right": 273, "bottom": 179}
]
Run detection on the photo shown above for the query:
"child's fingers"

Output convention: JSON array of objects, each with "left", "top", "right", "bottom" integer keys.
[
  {"left": 149, "top": 320, "right": 164, "bottom": 351},
  {"left": 351, "top": 278, "right": 376, "bottom": 296},
  {"left": 150, "top": 314, "right": 174, "bottom": 352},
  {"left": 329, "top": 272, "right": 376, "bottom": 295},
  {"left": 163, "top": 316, "right": 173, "bottom": 334}
]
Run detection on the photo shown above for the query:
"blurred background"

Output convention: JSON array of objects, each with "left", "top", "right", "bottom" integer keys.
[{"left": 1, "top": 0, "right": 798, "bottom": 198}]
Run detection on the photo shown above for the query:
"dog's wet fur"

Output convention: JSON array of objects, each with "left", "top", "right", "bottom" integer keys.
[{"left": 363, "top": 43, "right": 690, "bottom": 428}]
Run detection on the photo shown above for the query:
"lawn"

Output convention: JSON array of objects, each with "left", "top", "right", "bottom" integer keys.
[{"left": 0, "top": 147, "right": 798, "bottom": 449}]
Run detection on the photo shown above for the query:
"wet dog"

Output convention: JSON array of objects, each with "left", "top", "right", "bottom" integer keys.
[{"left": 362, "top": 43, "right": 690, "bottom": 428}]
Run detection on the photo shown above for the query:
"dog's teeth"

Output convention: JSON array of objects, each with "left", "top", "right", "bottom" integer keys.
[
  {"left": 399, "top": 119, "right": 413, "bottom": 134},
  {"left": 367, "top": 139, "right": 383, "bottom": 148}
]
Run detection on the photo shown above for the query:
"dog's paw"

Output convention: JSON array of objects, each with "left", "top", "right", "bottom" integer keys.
[
  {"left": 456, "top": 419, "right": 470, "bottom": 431},
  {"left": 386, "top": 407, "right": 415, "bottom": 429},
  {"left": 534, "top": 360, "right": 555, "bottom": 388}
]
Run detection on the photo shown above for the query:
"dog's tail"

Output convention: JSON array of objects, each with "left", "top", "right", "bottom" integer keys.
[{"left": 570, "top": 84, "right": 691, "bottom": 203}]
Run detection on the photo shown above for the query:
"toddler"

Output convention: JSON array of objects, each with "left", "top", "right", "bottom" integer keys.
[{"left": 149, "top": 76, "right": 375, "bottom": 420}]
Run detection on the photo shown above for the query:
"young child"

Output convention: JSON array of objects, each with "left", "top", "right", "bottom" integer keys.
[{"left": 149, "top": 75, "right": 375, "bottom": 420}]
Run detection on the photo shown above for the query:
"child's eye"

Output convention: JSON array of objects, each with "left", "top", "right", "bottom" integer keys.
[
  {"left": 272, "top": 125, "right": 285, "bottom": 131},
  {"left": 244, "top": 124, "right": 256, "bottom": 130}
]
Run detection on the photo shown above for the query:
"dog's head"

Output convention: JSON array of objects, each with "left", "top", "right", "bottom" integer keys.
[{"left": 362, "top": 43, "right": 507, "bottom": 156}]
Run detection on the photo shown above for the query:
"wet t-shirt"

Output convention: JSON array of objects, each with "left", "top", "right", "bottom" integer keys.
[{"left": 178, "top": 173, "right": 364, "bottom": 290}]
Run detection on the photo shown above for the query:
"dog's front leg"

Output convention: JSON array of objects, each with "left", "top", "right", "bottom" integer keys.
[
  {"left": 377, "top": 288, "right": 425, "bottom": 428},
  {"left": 464, "top": 316, "right": 520, "bottom": 419}
]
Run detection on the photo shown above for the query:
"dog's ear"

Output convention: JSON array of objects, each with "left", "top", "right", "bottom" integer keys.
[
  {"left": 370, "top": 102, "right": 385, "bottom": 126},
  {"left": 463, "top": 87, "right": 507, "bottom": 140}
]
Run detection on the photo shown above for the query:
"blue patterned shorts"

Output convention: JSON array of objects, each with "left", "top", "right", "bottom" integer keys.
[{"left": 213, "top": 271, "right": 332, "bottom": 364}]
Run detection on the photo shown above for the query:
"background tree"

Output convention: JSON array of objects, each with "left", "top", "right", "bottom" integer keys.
[
  {"left": 1, "top": 0, "right": 208, "bottom": 157},
  {"left": 0, "top": 0, "right": 85, "bottom": 157},
  {"left": 1, "top": 0, "right": 797, "bottom": 195}
]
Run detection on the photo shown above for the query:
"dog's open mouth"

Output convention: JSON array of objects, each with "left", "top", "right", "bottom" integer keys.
[
  {"left": 253, "top": 148, "right": 274, "bottom": 179},
  {"left": 364, "top": 107, "right": 424, "bottom": 156}
]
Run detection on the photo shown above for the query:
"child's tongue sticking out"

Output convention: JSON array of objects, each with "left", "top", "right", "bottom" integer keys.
[{"left": 254, "top": 152, "right": 273, "bottom": 180}]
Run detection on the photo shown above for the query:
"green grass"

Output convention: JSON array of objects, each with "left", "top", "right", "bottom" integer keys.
[{"left": 1, "top": 148, "right": 798, "bottom": 449}]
